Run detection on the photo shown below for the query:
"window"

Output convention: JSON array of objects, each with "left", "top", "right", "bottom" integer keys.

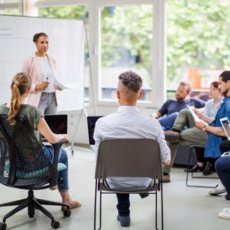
[
  {"left": 100, "top": 5, "right": 153, "bottom": 102},
  {"left": 0, "top": 0, "right": 23, "bottom": 15},
  {"left": 38, "top": 5, "right": 90, "bottom": 103},
  {"left": 166, "top": 0, "right": 228, "bottom": 99}
]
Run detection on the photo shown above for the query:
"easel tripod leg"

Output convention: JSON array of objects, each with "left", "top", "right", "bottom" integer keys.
[{"left": 71, "top": 110, "right": 83, "bottom": 155}]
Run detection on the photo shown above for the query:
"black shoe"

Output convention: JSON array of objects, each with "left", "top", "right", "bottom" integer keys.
[
  {"left": 117, "top": 215, "right": 130, "bottom": 227},
  {"left": 139, "top": 193, "right": 149, "bottom": 199},
  {"left": 184, "top": 164, "right": 204, "bottom": 173},
  {"left": 225, "top": 194, "right": 230, "bottom": 201},
  {"left": 203, "top": 162, "right": 212, "bottom": 176}
]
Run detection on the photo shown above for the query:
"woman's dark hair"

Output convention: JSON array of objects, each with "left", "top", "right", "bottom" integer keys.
[
  {"left": 211, "top": 81, "right": 219, "bottom": 89},
  {"left": 33, "top": 33, "right": 48, "bottom": 43}
]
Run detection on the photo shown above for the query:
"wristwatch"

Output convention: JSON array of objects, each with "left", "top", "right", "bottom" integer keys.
[{"left": 203, "top": 125, "right": 206, "bottom": 131}]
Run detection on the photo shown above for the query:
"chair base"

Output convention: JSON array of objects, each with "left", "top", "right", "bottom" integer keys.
[{"left": 0, "top": 190, "right": 70, "bottom": 229}]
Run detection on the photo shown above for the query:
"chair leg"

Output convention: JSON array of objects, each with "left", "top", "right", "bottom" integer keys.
[
  {"left": 94, "top": 179, "right": 98, "bottom": 230},
  {"left": 36, "top": 198, "right": 69, "bottom": 209},
  {"left": 186, "top": 149, "right": 218, "bottom": 188},
  {"left": 155, "top": 191, "right": 158, "bottom": 230},
  {"left": 98, "top": 191, "right": 102, "bottom": 230},
  {"left": 186, "top": 148, "right": 193, "bottom": 187},
  {"left": 32, "top": 198, "right": 55, "bottom": 222},
  {"left": 0, "top": 199, "right": 26, "bottom": 207},
  {"left": 28, "top": 202, "right": 35, "bottom": 218},
  {"left": 161, "top": 181, "right": 164, "bottom": 230},
  {"left": 3, "top": 200, "right": 30, "bottom": 223}
]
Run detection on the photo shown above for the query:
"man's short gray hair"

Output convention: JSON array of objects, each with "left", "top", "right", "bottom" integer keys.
[{"left": 118, "top": 71, "right": 143, "bottom": 93}]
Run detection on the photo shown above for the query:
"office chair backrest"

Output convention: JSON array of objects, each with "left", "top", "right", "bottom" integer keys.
[
  {"left": 95, "top": 139, "right": 163, "bottom": 180},
  {"left": 0, "top": 114, "right": 54, "bottom": 187}
]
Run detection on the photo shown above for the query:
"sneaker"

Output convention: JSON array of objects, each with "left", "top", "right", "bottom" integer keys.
[
  {"left": 222, "top": 207, "right": 230, "bottom": 212},
  {"left": 208, "top": 183, "right": 226, "bottom": 195},
  {"left": 218, "top": 211, "right": 230, "bottom": 220},
  {"left": 117, "top": 215, "right": 130, "bottom": 227},
  {"left": 164, "top": 131, "right": 179, "bottom": 142}
]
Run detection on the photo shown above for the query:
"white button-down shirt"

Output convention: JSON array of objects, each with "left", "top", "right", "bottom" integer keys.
[{"left": 93, "top": 106, "right": 171, "bottom": 190}]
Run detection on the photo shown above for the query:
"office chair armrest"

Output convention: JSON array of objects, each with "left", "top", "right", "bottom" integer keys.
[{"left": 51, "top": 139, "right": 69, "bottom": 167}]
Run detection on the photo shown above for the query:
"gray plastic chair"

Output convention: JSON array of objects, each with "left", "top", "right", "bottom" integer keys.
[{"left": 94, "top": 139, "right": 164, "bottom": 230}]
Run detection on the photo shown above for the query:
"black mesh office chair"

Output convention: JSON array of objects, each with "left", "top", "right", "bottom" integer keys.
[{"left": 0, "top": 114, "right": 71, "bottom": 230}]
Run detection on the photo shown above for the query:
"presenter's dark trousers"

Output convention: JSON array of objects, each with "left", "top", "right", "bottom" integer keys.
[
  {"left": 215, "top": 140, "right": 230, "bottom": 195},
  {"left": 116, "top": 194, "right": 130, "bottom": 216}
]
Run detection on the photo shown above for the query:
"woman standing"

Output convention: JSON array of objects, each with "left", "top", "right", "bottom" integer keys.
[{"left": 22, "top": 33, "right": 62, "bottom": 114}]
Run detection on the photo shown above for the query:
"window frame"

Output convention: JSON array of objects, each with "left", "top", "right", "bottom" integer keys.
[
  {"left": 29, "top": 0, "right": 168, "bottom": 109},
  {"left": 0, "top": 0, "right": 23, "bottom": 15},
  {"left": 95, "top": 0, "right": 166, "bottom": 108}
]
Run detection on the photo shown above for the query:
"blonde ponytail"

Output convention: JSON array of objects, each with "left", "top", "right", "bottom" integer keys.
[{"left": 7, "top": 73, "right": 32, "bottom": 125}]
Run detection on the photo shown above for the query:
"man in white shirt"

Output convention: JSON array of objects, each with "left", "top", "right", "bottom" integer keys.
[{"left": 94, "top": 71, "right": 171, "bottom": 227}]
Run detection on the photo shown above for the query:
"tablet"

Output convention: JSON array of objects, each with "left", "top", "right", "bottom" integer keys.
[
  {"left": 220, "top": 117, "right": 230, "bottom": 140},
  {"left": 187, "top": 106, "right": 201, "bottom": 121}
]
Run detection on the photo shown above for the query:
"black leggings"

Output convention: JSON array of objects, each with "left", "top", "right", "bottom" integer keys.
[{"left": 195, "top": 146, "right": 219, "bottom": 164}]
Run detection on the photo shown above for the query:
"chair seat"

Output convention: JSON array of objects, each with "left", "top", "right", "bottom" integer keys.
[
  {"left": 99, "top": 179, "right": 160, "bottom": 193},
  {"left": 5, "top": 163, "right": 66, "bottom": 179}
]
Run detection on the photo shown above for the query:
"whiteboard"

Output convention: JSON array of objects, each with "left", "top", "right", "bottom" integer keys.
[{"left": 0, "top": 15, "right": 85, "bottom": 111}]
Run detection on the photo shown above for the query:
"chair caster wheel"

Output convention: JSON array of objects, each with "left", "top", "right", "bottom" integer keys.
[
  {"left": 51, "top": 221, "right": 60, "bottom": 229},
  {"left": 71, "top": 150, "right": 74, "bottom": 155},
  {"left": 63, "top": 209, "right": 71, "bottom": 217},
  {"left": 0, "top": 223, "right": 7, "bottom": 230}
]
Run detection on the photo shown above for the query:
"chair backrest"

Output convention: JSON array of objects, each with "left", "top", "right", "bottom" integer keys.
[
  {"left": 95, "top": 139, "right": 163, "bottom": 180},
  {"left": 0, "top": 114, "right": 54, "bottom": 188}
]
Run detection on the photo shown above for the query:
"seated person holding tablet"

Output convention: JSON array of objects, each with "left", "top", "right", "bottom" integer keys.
[
  {"left": 0, "top": 73, "right": 81, "bottom": 210},
  {"left": 94, "top": 71, "right": 171, "bottom": 227},
  {"left": 164, "top": 72, "right": 230, "bottom": 182}
]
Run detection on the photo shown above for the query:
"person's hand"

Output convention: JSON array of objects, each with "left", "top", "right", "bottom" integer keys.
[
  {"left": 63, "top": 134, "right": 70, "bottom": 144},
  {"left": 194, "top": 120, "right": 206, "bottom": 130},
  {"left": 193, "top": 108, "right": 203, "bottom": 119},
  {"left": 36, "top": 81, "right": 49, "bottom": 90},
  {"left": 57, "top": 86, "right": 63, "bottom": 91},
  {"left": 150, "top": 113, "right": 158, "bottom": 118}
]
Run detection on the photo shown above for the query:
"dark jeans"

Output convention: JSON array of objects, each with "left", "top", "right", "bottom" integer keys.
[
  {"left": 116, "top": 194, "right": 130, "bottom": 216},
  {"left": 215, "top": 140, "right": 230, "bottom": 195},
  {"left": 159, "top": 112, "right": 178, "bottom": 131},
  {"left": 43, "top": 146, "right": 69, "bottom": 192}
]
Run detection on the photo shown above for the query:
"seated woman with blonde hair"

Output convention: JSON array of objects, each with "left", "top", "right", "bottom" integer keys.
[{"left": 0, "top": 72, "right": 81, "bottom": 210}]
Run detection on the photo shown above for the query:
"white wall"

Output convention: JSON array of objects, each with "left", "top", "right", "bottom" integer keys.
[{"left": 0, "top": 0, "right": 165, "bottom": 145}]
